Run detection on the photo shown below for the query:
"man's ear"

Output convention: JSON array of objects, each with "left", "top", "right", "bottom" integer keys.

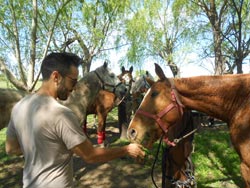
[{"left": 51, "top": 71, "right": 61, "bottom": 84}]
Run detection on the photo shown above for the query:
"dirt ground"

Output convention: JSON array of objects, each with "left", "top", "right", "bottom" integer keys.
[
  {"left": 73, "top": 122, "right": 162, "bottom": 188},
  {"left": 0, "top": 122, "right": 162, "bottom": 188}
]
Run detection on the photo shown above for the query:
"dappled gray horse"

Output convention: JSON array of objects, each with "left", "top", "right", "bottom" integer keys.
[
  {"left": 61, "top": 62, "right": 127, "bottom": 131},
  {"left": 0, "top": 89, "right": 26, "bottom": 130}
]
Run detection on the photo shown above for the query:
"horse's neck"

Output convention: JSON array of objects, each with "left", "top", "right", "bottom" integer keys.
[
  {"left": 174, "top": 74, "right": 250, "bottom": 122},
  {"left": 63, "top": 72, "right": 102, "bottom": 123}
]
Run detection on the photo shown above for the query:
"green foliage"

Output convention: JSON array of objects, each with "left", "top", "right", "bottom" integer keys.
[
  {"left": 0, "top": 75, "right": 15, "bottom": 88},
  {"left": 123, "top": 0, "right": 197, "bottom": 69}
]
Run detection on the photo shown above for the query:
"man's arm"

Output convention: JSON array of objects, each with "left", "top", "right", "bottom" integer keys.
[
  {"left": 5, "top": 135, "right": 22, "bottom": 156},
  {"left": 71, "top": 139, "right": 145, "bottom": 164}
]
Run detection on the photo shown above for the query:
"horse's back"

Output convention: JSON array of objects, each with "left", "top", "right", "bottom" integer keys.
[{"left": 0, "top": 88, "right": 26, "bottom": 129}]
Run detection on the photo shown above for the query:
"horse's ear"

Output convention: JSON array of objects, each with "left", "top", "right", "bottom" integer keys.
[
  {"left": 121, "top": 66, "right": 125, "bottom": 73},
  {"left": 146, "top": 77, "right": 155, "bottom": 86},
  {"left": 155, "top": 63, "right": 166, "bottom": 80},
  {"left": 103, "top": 61, "right": 108, "bottom": 69},
  {"left": 129, "top": 66, "right": 133, "bottom": 73}
]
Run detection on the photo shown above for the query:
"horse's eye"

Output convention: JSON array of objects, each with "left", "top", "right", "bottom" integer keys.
[
  {"left": 110, "top": 74, "right": 115, "bottom": 78},
  {"left": 151, "top": 91, "right": 158, "bottom": 98}
]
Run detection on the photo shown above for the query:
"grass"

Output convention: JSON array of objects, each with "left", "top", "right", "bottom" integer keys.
[
  {"left": 192, "top": 127, "right": 242, "bottom": 187},
  {"left": 0, "top": 108, "right": 243, "bottom": 187}
]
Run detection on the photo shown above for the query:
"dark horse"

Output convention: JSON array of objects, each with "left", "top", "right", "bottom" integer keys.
[
  {"left": 128, "top": 63, "right": 250, "bottom": 188},
  {"left": 117, "top": 66, "right": 134, "bottom": 139}
]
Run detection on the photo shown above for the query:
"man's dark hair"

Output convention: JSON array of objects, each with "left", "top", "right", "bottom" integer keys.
[{"left": 41, "top": 52, "right": 82, "bottom": 80}]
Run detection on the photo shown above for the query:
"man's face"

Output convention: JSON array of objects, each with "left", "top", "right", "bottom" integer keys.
[
  {"left": 57, "top": 66, "right": 79, "bottom": 101},
  {"left": 57, "top": 79, "right": 69, "bottom": 100}
]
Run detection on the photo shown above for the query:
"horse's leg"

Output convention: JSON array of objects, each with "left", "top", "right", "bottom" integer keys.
[
  {"left": 93, "top": 114, "right": 97, "bottom": 128},
  {"left": 80, "top": 118, "right": 91, "bottom": 139},
  {"left": 118, "top": 100, "right": 128, "bottom": 139},
  {"left": 125, "top": 98, "right": 133, "bottom": 122},
  {"left": 241, "top": 161, "right": 250, "bottom": 188},
  {"left": 230, "top": 119, "right": 250, "bottom": 188},
  {"left": 97, "top": 112, "right": 106, "bottom": 145},
  {"left": 237, "top": 138, "right": 250, "bottom": 188},
  {"left": 82, "top": 119, "right": 87, "bottom": 134}
]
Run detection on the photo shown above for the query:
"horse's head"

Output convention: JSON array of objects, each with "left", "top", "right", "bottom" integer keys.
[
  {"left": 127, "top": 63, "right": 184, "bottom": 149},
  {"left": 131, "top": 71, "right": 154, "bottom": 93},
  {"left": 117, "top": 66, "right": 134, "bottom": 94},
  {"left": 130, "top": 71, "right": 154, "bottom": 112},
  {"left": 94, "top": 61, "right": 127, "bottom": 99}
]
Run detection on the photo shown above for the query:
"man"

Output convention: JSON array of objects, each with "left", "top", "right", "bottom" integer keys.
[{"left": 5, "top": 52, "right": 145, "bottom": 188}]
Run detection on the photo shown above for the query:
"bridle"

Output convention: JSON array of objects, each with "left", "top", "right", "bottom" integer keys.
[
  {"left": 136, "top": 83, "right": 184, "bottom": 146},
  {"left": 134, "top": 80, "right": 197, "bottom": 188},
  {"left": 94, "top": 71, "right": 124, "bottom": 94}
]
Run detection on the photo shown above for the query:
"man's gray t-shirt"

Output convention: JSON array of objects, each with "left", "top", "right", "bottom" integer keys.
[{"left": 7, "top": 94, "right": 87, "bottom": 188}]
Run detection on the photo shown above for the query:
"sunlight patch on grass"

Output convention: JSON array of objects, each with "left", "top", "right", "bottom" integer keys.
[{"left": 193, "top": 128, "right": 241, "bottom": 187}]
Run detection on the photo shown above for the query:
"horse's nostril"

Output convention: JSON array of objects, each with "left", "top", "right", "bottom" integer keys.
[{"left": 127, "top": 129, "right": 137, "bottom": 140}]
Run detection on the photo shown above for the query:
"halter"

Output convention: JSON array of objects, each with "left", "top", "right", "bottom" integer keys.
[
  {"left": 136, "top": 84, "right": 184, "bottom": 146},
  {"left": 135, "top": 80, "right": 197, "bottom": 188},
  {"left": 94, "top": 71, "right": 123, "bottom": 94}
]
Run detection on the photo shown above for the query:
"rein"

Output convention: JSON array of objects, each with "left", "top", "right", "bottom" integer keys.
[
  {"left": 94, "top": 71, "right": 123, "bottom": 93},
  {"left": 150, "top": 134, "right": 196, "bottom": 188},
  {"left": 150, "top": 128, "right": 197, "bottom": 188}
]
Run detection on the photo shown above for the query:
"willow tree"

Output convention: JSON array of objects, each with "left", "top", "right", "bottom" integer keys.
[
  {"left": 0, "top": 0, "right": 131, "bottom": 91},
  {"left": 0, "top": 0, "right": 76, "bottom": 91},
  {"left": 123, "top": 0, "right": 196, "bottom": 77},
  {"left": 55, "top": 0, "right": 131, "bottom": 74}
]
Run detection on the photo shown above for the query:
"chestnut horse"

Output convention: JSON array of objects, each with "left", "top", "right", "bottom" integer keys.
[
  {"left": 84, "top": 66, "right": 134, "bottom": 145},
  {"left": 128, "top": 63, "right": 250, "bottom": 187},
  {"left": 130, "top": 71, "right": 197, "bottom": 187}
]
